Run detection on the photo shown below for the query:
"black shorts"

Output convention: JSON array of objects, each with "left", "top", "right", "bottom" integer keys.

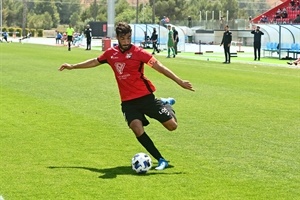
[
  {"left": 121, "top": 94, "right": 173, "bottom": 126},
  {"left": 67, "top": 36, "right": 73, "bottom": 42}
]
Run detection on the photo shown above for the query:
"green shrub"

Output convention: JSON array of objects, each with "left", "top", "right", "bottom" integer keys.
[
  {"left": 37, "top": 29, "right": 43, "bottom": 37},
  {"left": 8, "top": 27, "right": 15, "bottom": 37},
  {"left": 15, "top": 28, "right": 22, "bottom": 37},
  {"left": 30, "top": 29, "right": 36, "bottom": 37}
]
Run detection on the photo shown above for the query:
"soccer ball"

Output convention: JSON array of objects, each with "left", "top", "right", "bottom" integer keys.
[{"left": 131, "top": 152, "right": 152, "bottom": 173}]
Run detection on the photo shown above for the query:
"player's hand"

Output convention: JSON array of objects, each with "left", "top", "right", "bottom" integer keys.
[
  {"left": 179, "top": 80, "right": 195, "bottom": 91},
  {"left": 58, "top": 63, "right": 73, "bottom": 71}
]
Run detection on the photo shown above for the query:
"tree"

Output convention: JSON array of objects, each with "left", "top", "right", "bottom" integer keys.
[
  {"left": 90, "top": 0, "right": 99, "bottom": 21},
  {"left": 70, "top": 12, "right": 81, "bottom": 30},
  {"left": 139, "top": 4, "right": 154, "bottom": 23},
  {"left": 2, "top": 0, "right": 22, "bottom": 27},
  {"left": 34, "top": 0, "right": 59, "bottom": 27},
  {"left": 154, "top": 0, "right": 185, "bottom": 22},
  {"left": 81, "top": 0, "right": 107, "bottom": 22},
  {"left": 221, "top": 0, "right": 239, "bottom": 20},
  {"left": 58, "top": 0, "right": 81, "bottom": 24}
]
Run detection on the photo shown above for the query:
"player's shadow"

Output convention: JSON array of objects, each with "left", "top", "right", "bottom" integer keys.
[{"left": 48, "top": 165, "right": 176, "bottom": 179}]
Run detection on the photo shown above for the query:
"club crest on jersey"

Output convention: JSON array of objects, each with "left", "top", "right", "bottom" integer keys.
[
  {"left": 126, "top": 52, "right": 132, "bottom": 59},
  {"left": 115, "top": 62, "right": 125, "bottom": 74}
]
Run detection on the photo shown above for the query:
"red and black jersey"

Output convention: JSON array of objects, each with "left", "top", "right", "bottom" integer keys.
[{"left": 97, "top": 44, "right": 157, "bottom": 102}]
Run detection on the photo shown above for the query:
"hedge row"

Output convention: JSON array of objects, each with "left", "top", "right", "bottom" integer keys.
[{"left": 1, "top": 27, "right": 44, "bottom": 37}]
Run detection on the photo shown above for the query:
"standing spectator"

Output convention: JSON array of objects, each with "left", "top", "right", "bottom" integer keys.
[
  {"left": 55, "top": 31, "right": 62, "bottom": 44},
  {"left": 220, "top": 25, "right": 232, "bottom": 64},
  {"left": 188, "top": 16, "right": 192, "bottom": 28},
  {"left": 58, "top": 22, "right": 194, "bottom": 171},
  {"left": 248, "top": 16, "right": 252, "bottom": 29},
  {"left": 167, "top": 25, "right": 175, "bottom": 58},
  {"left": 219, "top": 17, "right": 225, "bottom": 29},
  {"left": 84, "top": 24, "right": 92, "bottom": 50},
  {"left": 62, "top": 32, "right": 67, "bottom": 45},
  {"left": 172, "top": 27, "right": 179, "bottom": 55},
  {"left": 66, "top": 24, "right": 75, "bottom": 51},
  {"left": 150, "top": 28, "right": 160, "bottom": 55},
  {"left": 251, "top": 26, "right": 264, "bottom": 61}
]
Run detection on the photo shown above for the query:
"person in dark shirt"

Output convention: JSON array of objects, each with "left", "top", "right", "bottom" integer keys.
[
  {"left": 84, "top": 24, "right": 92, "bottom": 50},
  {"left": 220, "top": 25, "right": 232, "bottom": 64},
  {"left": 2, "top": 31, "right": 9, "bottom": 43},
  {"left": 251, "top": 26, "right": 264, "bottom": 61},
  {"left": 150, "top": 28, "right": 160, "bottom": 55},
  {"left": 172, "top": 27, "right": 179, "bottom": 55}
]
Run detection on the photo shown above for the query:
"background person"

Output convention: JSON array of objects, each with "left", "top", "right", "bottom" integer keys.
[
  {"left": 141, "top": 31, "right": 150, "bottom": 48},
  {"left": 220, "top": 25, "right": 232, "bottom": 64},
  {"left": 1, "top": 31, "right": 9, "bottom": 43},
  {"left": 167, "top": 25, "right": 175, "bottom": 58},
  {"left": 66, "top": 24, "right": 75, "bottom": 51},
  {"left": 287, "top": 57, "right": 300, "bottom": 66},
  {"left": 251, "top": 26, "right": 264, "bottom": 61},
  {"left": 19, "top": 31, "right": 32, "bottom": 42},
  {"left": 150, "top": 28, "right": 160, "bottom": 55},
  {"left": 172, "top": 27, "right": 179, "bottom": 55},
  {"left": 84, "top": 24, "right": 92, "bottom": 50},
  {"left": 58, "top": 22, "right": 194, "bottom": 171},
  {"left": 55, "top": 31, "right": 62, "bottom": 44}
]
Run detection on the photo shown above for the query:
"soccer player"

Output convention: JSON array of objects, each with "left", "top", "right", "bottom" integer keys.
[
  {"left": 167, "top": 25, "right": 176, "bottom": 58},
  {"left": 58, "top": 22, "right": 194, "bottom": 170},
  {"left": 2, "top": 31, "right": 9, "bottom": 43},
  {"left": 66, "top": 24, "right": 75, "bottom": 51},
  {"left": 287, "top": 57, "right": 300, "bottom": 66},
  {"left": 19, "top": 32, "right": 32, "bottom": 42}
]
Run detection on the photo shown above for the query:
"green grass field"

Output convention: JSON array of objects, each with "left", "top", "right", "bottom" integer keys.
[{"left": 0, "top": 43, "right": 299, "bottom": 199}]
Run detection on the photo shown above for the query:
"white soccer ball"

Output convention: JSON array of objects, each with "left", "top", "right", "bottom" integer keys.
[{"left": 131, "top": 152, "right": 152, "bottom": 174}]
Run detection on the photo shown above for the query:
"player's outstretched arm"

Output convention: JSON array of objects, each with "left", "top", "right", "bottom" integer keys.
[
  {"left": 152, "top": 60, "right": 194, "bottom": 91},
  {"left": 58, "top": 58, "right": 100, "bottom": 71}
]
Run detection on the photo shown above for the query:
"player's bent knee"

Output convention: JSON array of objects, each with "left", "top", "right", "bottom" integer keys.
[
  {"left": 163, "top": 120, "right": 177, "bottom": 131},
  {"left": 167, "top": 125, "right": 177, "bottom": 131}
]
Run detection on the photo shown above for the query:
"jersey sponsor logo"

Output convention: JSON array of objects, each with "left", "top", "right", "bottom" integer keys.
[
  {"left": 158, "top": 107, "right": 170, "bottom": 116},
  {"left": 111, "top": 52, "right": 119, "bottom": 59},
  {"left": 115, "top": 62, "right": 125, "bottom": 74},
  {"left": 111, "top": 56, "right": 118, "bottom": 59}
]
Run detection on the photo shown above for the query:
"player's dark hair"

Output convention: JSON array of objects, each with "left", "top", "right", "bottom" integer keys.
[{"left": 115, "top": 22, "right": 132, "bottom": 37}]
